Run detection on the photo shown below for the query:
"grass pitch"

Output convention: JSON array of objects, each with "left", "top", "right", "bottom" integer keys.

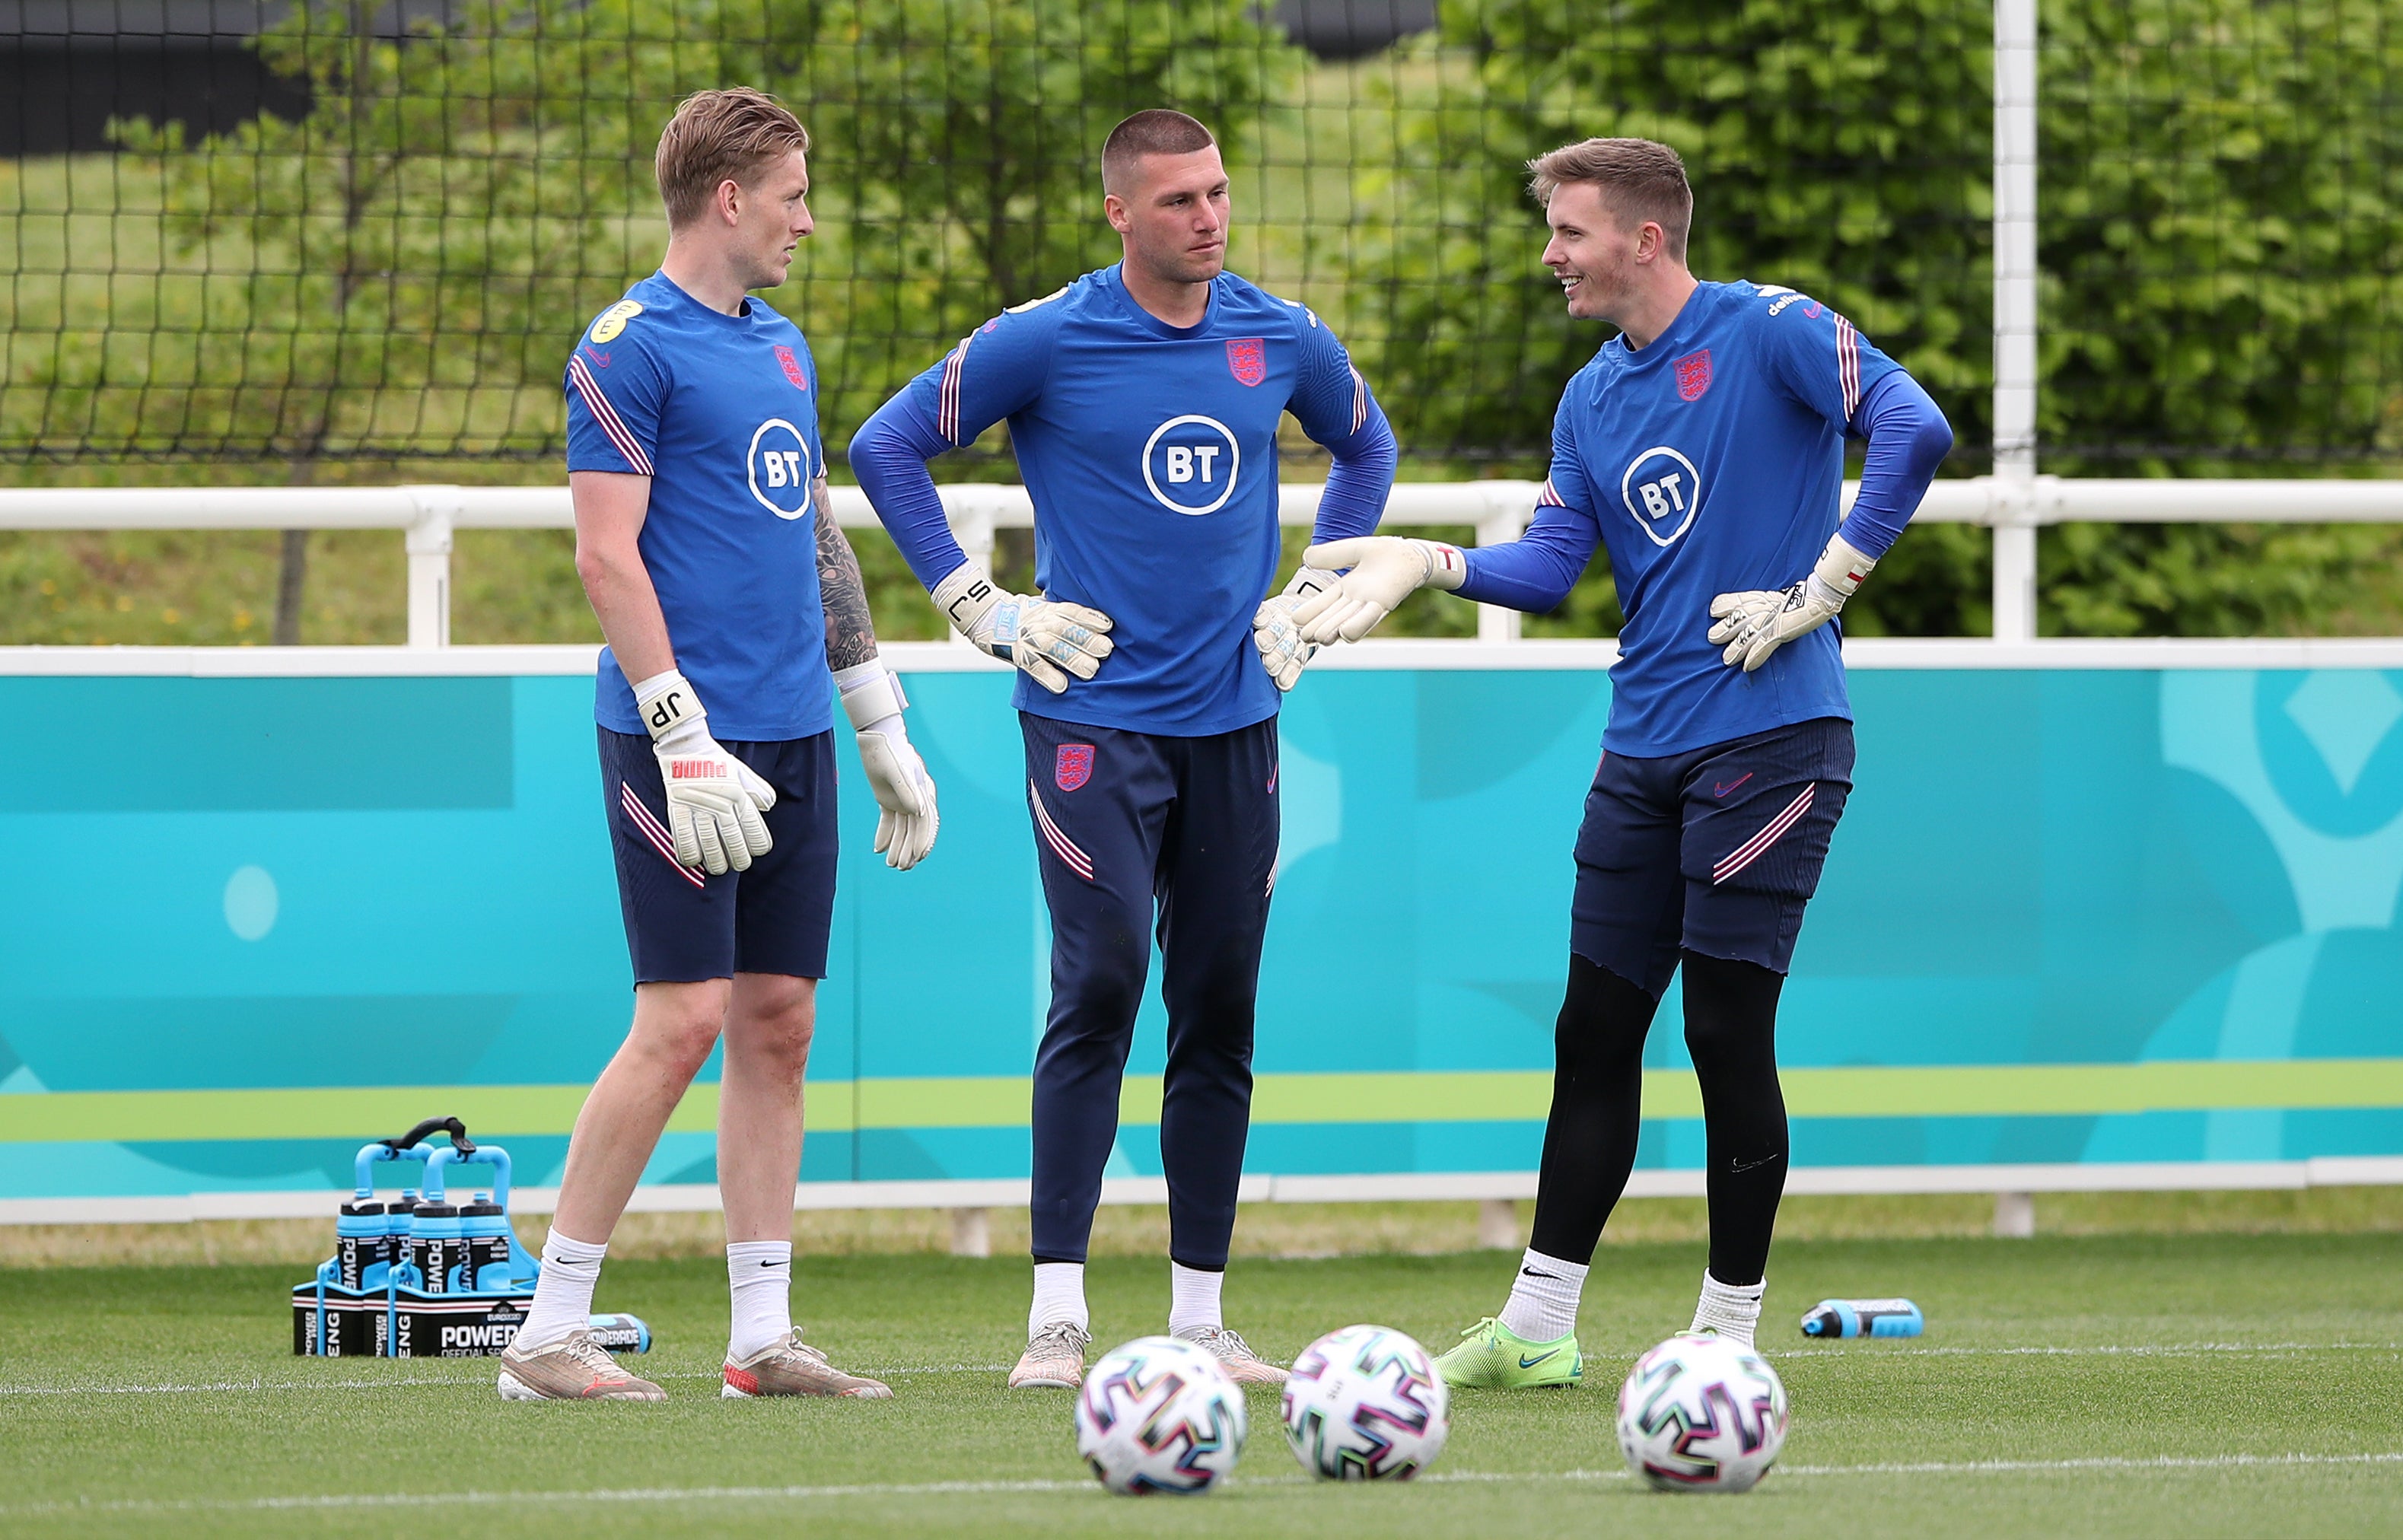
[{"left": 3, "top": 1232, "right": 2400, "bottom": 1538}]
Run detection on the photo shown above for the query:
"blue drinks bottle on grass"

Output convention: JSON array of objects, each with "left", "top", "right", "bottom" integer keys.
[{"left": 1801, "top": 1298, "right": 1925, "bottom": 1338}]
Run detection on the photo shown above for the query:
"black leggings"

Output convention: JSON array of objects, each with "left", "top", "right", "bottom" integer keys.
[{"left": 1525, "top": 950, "right": 1788, "bottom": 1286}]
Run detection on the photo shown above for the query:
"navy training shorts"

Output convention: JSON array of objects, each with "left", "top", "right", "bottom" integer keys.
[
  {"left": 1571, "top": 715, "right": 1854, "bottom": 997},
  {"left": 598, "top": 726, "right": 839, "bottom": 984}
]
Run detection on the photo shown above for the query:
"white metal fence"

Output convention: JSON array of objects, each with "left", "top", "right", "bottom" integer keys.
[{"left": 4, "top": 476, "right": 2399, "bottom": 651}]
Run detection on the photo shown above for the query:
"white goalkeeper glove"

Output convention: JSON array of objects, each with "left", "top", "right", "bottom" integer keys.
[
  {"left": 1291, "top": 536, "right": 1468, "bottom": 644},
  {"left": 1708, "top": 532, "right": 1878, "bottom": 673},
  {"left": 635, "top": 670, "right": 776, "bottom": 876},
  {"left": 834, "top": 658, "right": 938, "bottom": 871},
  {"left": 929, "top": 561, "right": 1116, "bottom": 695},
  {"left": 1252, "top": 565, "right": 1337, "bottom": 691}
]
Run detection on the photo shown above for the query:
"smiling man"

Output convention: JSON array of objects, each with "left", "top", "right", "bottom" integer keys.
[
  {"left": 498, "top": 88, "right": 936, "bottom": 1405},
  {"left": 848, "top": 109, "right": 1398, "bottom": 1390},
  {"left": 1288, "top": 137, "right": 1953, "bottom": 1382}
]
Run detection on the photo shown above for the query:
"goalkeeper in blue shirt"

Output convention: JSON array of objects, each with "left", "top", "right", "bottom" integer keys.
[
  {"left": 1293, "top": 138, "right": 1953, "bottom": 1383},
  {"left": 851, "top": 110, "right": 1398, "bottom": 1391},
  {"left": 498, "top": 88, "right": 936, "bottom": 1405}
]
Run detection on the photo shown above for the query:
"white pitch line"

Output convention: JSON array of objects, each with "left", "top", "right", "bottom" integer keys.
[
  {"left": 3, "top": 1342, "right": 2394, "bottom": 1399},
  {"left": 0, "top": 1478, "right": 1100, "bottom": 1519},
  {"left": 5, "top": 1452, "right": 2400, "bottom": 1519},
  {"left": 1778, "top": 1452, "right": 2403, "bottom": 1478},
  {"left": 0, "top": 1375, "right": 483, "bottom": 1396},
  {"left": 0, "top": 1363, "right": 1014, "bottom": 1397},
  {"left": 1767, "top": 1341, "right": 2403, "bottom": 1360},
  {"left": 11, "top": 1341, "right": 2386, "bottom": 1398}
]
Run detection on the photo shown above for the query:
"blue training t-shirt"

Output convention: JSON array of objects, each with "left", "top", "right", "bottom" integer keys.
[
  {"left": 1488, "top": 279, "right": 1904, "bottom": 757},
  {"left": 564, "top": 271, "right": 833, "bottom": 742},
  {"left": 886, "top": 265, "right": 1392, "bottom": 736}
]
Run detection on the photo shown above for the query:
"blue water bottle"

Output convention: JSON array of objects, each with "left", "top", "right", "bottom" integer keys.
[
  {"left": 336, "top": 1199, "right": 386, "bottom": 1290},
  {"left": 409, "top": 1201, "right": 464, "bottom": 1293},
  {"left": 383, "top": 1190, "right": 422, "bottom": 1286},
  {"left": 1800, "top": 1298, "right": 1925, "bottom": 1338},
  {"left": 460, "top": 1194, "right": 512, "bottom": 1293}
]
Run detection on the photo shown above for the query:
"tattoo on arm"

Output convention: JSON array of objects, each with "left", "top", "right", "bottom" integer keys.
[{"left": 814, "top": 479, "right": 882, "bottom": 672}]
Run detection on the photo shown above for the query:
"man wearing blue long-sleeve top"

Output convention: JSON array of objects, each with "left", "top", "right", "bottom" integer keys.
[
  {"left": 849, "top": 109, "right": 1399, "bottom": 1390},
  {"left": 1291, "top": 136, "right": 1953, "bottom": 1386}
]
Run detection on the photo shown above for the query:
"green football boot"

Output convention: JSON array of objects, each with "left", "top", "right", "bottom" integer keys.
[{"left": 1432, "top": 1317, "right": 1583, "bottom": 1389}]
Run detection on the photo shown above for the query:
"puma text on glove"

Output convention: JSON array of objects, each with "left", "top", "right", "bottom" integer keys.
[{"left": 634, "top": 669, "right": 777, "bottom": 876}]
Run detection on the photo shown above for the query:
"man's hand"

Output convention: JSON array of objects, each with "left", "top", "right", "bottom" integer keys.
[
  {"left": 1252, "top": 566, "right": 1337, "bottom": 691},
  {"left": 1291, "top": 536, "right": 1467, "bottom": 644},
  {"left": 1708, "top": 532, "right": 1877, "bottom": 673},
  {"left": 637, "top": 670, "right": 775, "bottom": 875},
  {"left": 835, "top": 660, "right": 939, "bottom": 870},
  {"left": 929, "top": 562, "right": 1115, "bottom": 695}
]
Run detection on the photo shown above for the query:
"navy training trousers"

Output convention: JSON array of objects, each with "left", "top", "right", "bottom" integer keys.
[{"left": 1019, "top": 712, "right": 1280, "bottom": 1271}]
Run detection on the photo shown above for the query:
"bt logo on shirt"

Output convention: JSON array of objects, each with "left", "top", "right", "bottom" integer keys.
[
  {"left": 746, "top": 418, "right": 814, "bottom": 520},
  {"left": 1621, "top": 445, "right": 1703, "bottom": 546},
  {"left": 1141, "top": 414, "right": 1242, "bottom": 515}
]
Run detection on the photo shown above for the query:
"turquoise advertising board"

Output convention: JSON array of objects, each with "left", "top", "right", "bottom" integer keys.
[{"left": 2, "top": 658, "right": 2401, "bottom": 1202}]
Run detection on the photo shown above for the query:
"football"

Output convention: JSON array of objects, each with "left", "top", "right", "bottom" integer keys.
[
  {"left": 1614, "top": 1331, "right": 1790, "bottom": 1493},
  {"left": 1281, "top": 1323, "right": 1451, "bottom": 1481},
  {"left": 1073, "top": 1336, "right": 1248, "bottom": 1495}
]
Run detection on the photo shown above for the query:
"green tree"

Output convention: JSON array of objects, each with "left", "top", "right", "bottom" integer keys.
[
  {"left": 97, "top": 0, "right": 658, "bottom": 637},
  {"left": 746, "top": 0, "right": 1308, "bottom": 462},
  {"left": 730, "top": 0, "right": 1308, "bottom": 598},
  {"left": 1357, "top": 0, "right": 2403, "bottom": 638}
]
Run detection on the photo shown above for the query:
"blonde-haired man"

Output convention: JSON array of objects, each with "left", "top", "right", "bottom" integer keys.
[{"left": 498, "top": 88, "right": 934, "bottom": 1403}]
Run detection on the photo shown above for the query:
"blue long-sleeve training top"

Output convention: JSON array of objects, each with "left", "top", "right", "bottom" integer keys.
[
  {"left": 851, "top": 263, "right": 1397, "bottom": 735},
  {"left": 1451, "top": 280, "right": 1954, "bottom": 755}
]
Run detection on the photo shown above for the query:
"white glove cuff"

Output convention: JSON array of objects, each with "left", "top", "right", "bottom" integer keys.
[
  {"left": 929, "top": 562, "right": 1001, "bottom": 639},
  {"left": 833, "top": 659, "right": 909, "bottom": 732},
  {"left": 632, "top": 668, "right": 705, "bottom": 745},
  {"left": 1813, "top": 533, "right": 1878, "bottom": 602},
  {"left": 1418, "top": 540, "right": 1469, "bottom": 592}
]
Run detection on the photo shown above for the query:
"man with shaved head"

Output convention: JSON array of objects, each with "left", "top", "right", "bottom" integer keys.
[{"left": 851, "top": 108, "right": 1399, "bottom": 1390}]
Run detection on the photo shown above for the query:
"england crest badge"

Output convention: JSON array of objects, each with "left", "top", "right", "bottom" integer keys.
[
  {"left": 1226, "top": 337, "right": 1266, "bottom": 387},
  {"left": 1675, "top": 349, "right": 1712, "bottom": 402},
  {"left": 1055, "top": 743, "right": 1095, "bottom": 791}
]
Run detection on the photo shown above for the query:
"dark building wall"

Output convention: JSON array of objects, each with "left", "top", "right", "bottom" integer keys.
[
  {"left": 1274, "top": 0, "right": 1438, "bottom": 61},
  {"left": 3, "top": 0, "right": 1437, "bottom": 158},
  {"left": 2, "top": 31, "right": 310, "bottom": 154}
]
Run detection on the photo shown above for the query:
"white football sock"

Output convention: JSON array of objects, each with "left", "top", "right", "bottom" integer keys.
[
  {"left": 516, "top": 1229, "right": 606, "bottom": 1351},
  {"left": 727, "top": 1240, "right": 794, "bottom": 1361},
  {"left": 1167, "top": 1262, "right": 1224, "bottom": 1337},
  {"left": 1029, "top": 1261, "right": 1089, "bottom": 1335},
  {"left": 1692, "top": 1270, "right": 1767, "bottom": 1347},
  {"left": 1497, "top": 1248, "right": 1588, "bottom": 1342}
]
